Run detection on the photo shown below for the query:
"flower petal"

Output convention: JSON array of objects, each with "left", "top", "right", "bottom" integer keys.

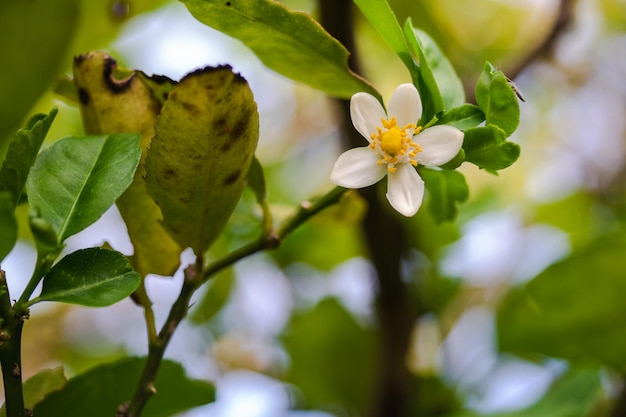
[
  {"left": 387, "top": 83, "right": 422, "bottom": 128},
  {"left": 331, "top": 147, "right": 387, "bottom": 188},
  {"left": 350, "top": 92, "right": 386, "bottom": 143},
  {"left": 386, "top": 164, "right": 424, "bottom": 217},
  {"left": 415, "top": 125, "right": 464, "bottom": 167}
]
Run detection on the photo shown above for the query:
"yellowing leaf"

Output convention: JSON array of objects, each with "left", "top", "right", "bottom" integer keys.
[
  {"left": 145, "top": 66, "right": 260, "bottom": 255},
  {"left": 73, "top": 52, "right": 181, "bottom": 277}
]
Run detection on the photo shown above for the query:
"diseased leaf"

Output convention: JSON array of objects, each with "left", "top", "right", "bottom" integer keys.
[
  {"left": 404, "top": 20, "right": 465, "bottom": 118},
  {"left": 0, "top": 108, "right": 58, "bottom": 208},
  {"left": 463, "top": 125, "right": 520, "bottom": 173},
  {"left": 26, "top": 133, "right": 141, "bottom": 243},
  {"left": 475, "top": 62, "right": 520, "bottom": 137},
  {"left": 437, "top": 104, "right": 485, "bottom": 131},
  {"left": 497, "top": 234, "right": 626, "bottom": 369},
  {"left": 145, "top": 66, "right": 260, "bottom": 255},
  {"left": 420, "top": 168, "right": 469, "bottom": 223},
  {"left": 34, "top": 357, "right": 215, "bottom": 417},
  {"left": 181, "top": 0, "right": 378, "bottom": 99},
  {"left": 73, "top": 51, "right": 182, "bottom": 277},
  {"left": 33, "top": 247, "right": 140, "bottom": 307}
]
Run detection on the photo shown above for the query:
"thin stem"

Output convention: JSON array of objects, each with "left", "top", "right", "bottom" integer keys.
[
  {"left": 123, "top": 264, "right": 200, "bottom": 417},
  {"left": 15, "top": 249, "right": 58, "bottom": 312},
  {"left": 121, "top": 186, "right": 347, "bottom": 416},
  {"left": 133, "top": 281, "right": 158, "bottom": 345},
  {"left": 0, "top": 270, "right": 27, "bottom": 417}
]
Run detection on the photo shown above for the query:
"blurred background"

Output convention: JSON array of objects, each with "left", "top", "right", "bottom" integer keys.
[{"left": 2, "top": 0, "right": 626, "bottom": 416}]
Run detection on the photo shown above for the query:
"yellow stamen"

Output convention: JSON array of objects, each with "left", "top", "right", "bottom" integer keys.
[
  {"left": 370, "top": 116, "right": 422, "bottom": 173},
  {"left": 380, "top": 126, "right": 403, "bottom": 154}
]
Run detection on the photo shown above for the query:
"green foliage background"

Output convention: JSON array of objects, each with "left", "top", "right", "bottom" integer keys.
[{"left": 1, "top": 0, "right": 626, "bottom": 416}]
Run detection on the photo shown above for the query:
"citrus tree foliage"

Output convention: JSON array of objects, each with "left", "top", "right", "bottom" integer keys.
[{"left": 11, "top": 0, "right": 614, "bottom": 416}]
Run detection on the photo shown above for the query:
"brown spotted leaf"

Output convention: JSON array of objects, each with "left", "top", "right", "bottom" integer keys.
[
  {"left": 145, "top": 66, "right": 259, "bottom": 255},
  {"left": 73, "top": 52, "right": 182, "bottom": 277}
]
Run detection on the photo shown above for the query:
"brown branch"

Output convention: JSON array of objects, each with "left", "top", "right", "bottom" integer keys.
[
  {"left": 508, "top": 0, "right": 576, "bottom": 80},
  {"left": 319, "top": 1, "right": 418, "bottom": 416}
]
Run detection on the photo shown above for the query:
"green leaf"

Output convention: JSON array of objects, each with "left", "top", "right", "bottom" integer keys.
[
  {"left": 145, "top": 66, "right": 260, "bottom": 255},
  {"left": 0, "top": 0, "right": 77, "bottom": 146},
  {"left": 463, "top": 125, "right": 520, "bottom": 172},
  {"left": 73, "top": 51, "right": 182, "bottom": 277},
  {"left": 420, "top": 168, "right": 469, "bottom": 223},
  {"left": 497, "top": 234, "right": 626, "bottom": 369},
  {"left": 0, "top": 108, "right": 58, "bottom": 208},
  {"left": 475, "top": 62, "right": 520, "bottom": 137},
  {"left": 247, "top": 156, "right": 267, "bottom": 206},
  {"left": 404, "top": 20, "right": 465, "bottom": 117},
  {"left": 437, "top": 104, "right": 485, "bottom": 131},
  {"left": 33, "top": 357, "right": 215, "bottom": 417},
  {"left": 281, "top": 298, "right": 375, "bottom": 413},
  {"left": 181, "top": 0, "right": 378, "bottom": 99},
  {"left": 33, "top": 248, "right": 140, "bottom": 307},
  {"left": 0, "top": 367, "right": 66, "bottom": 417},
  {"left": 352, "top": 0, "right": 416, "bottom": 75},
  {"left": 26, "top": 133, "right": 141, "bottom": 243},
  {"left": 0, "top": 193, "right": 16, "bottom": 262}
]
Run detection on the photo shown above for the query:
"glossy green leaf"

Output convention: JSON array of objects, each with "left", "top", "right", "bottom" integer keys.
[
  {"left": 181, "top": 0, "right": 378, "bottom": 99},
  {"left": 34, "top": 357, "right": 215, "bottom": 417},
  {"left": 0, "top": 367, "right": 66, "bottom": 417},
  {"left": 73, "top": 51, "right": 182, "bottom": 277},
  {"left": 33, "top": 248, "right": 140, "bottom": 307},
  {"left": 475, "top": 62, "right": 520, "bottom": 137},
  {"left": 145, "top": 66, "right": 259, "bottom": 254},
  {"left": 404, "top": 20, "right": 465, "bottom": 118},
  {"left": 497, "top": 234, "right": 626, "bottom": 369},
  {"left": 437, "top": 104, "right": 485, "bottom": 131},
  {"left": 420, "top": 168, "right": 469, "bottom": 223},
  {"left": 352, "top": 0, "right": 416, "bottom": 76},
  {"left": 0, "top": 0, "right": 77, "bottom": 146},
  {"left": 0, "top": 193, "right": 16, "bottom": 262},
  {"left": 0, "top": 108, "right": 57, "bottom": 208},
  {"left": 463, "top": 125, "right": 520, "bottom": 173},
  {"left": 281, "top": 298, "right": 375, "bottom": 413},
  {"left": 26, "top": 133, "right": 141, "bottom": 243}
]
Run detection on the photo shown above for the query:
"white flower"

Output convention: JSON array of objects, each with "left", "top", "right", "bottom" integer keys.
[{"left": 331, "top": 84, "right": 464, "bottom": 217}]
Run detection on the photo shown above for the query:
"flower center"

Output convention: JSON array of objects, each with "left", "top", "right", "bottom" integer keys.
[
  {"left": 370, "top": 117, "right": 422, "bottom": 173},
  {"left": 381, "top": 126, "right": 403, "bottom": 154}
]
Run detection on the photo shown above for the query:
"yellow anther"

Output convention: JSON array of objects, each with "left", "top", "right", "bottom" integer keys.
[{"left": 380, "top": 126, "right": 403, "bottom": 154}]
